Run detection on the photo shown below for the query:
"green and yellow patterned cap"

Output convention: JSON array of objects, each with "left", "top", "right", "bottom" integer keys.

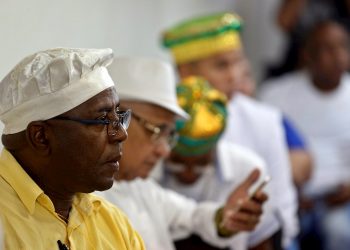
[
  {"left": 162, "top": 12, "right": 243, "bottom": 64},
  {"left": 174, "top": 76, "right": 227, "bottom": 156}
]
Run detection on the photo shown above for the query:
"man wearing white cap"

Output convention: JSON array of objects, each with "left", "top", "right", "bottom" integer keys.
[
  {"left": 0, "top": 48, "right": 145, "bottom": 249},
  {"left": 97, "top": 56, "right": 270, "bottom": 250}
]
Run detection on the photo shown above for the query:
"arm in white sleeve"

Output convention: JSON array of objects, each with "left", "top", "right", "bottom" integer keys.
[{"left": 151, "top": 180, "right": 237, "bottom": 248}]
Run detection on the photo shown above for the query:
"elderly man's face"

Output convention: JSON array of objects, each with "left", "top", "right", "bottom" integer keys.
[
  {"left": 47, "top": 87, "right": 127, "bottom": 193},
  {"left": 118, "top": 101, "right": 176, "bottom": 181}
]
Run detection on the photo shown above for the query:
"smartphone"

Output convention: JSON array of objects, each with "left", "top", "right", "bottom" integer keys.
[{"left": 248, "top": 175, "right": 271, "bottom": 199}]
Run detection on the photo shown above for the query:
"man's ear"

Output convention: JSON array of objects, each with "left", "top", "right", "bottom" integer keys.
[{"left": 26, "top": 121, "right": 51, "bottom": 155}]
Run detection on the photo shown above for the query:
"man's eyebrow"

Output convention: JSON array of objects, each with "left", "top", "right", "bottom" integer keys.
[{"left": 96, "top": 103, "right": 120, "bottom": 113}]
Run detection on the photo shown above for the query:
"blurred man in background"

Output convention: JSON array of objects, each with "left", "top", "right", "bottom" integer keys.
[
  {"left": 235, "top": 57, "right": 313, "bottom": 189},
  {"left": 161, "top": 76, "right": 279, "bottom": 250},
  {"left": 163, "top": 12, "right": 298, "bottom": 250},
  {"left": 261, "top": 20, "right": 350, "bottom": 250}
]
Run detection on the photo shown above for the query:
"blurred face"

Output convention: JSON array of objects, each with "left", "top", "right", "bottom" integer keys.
[
  {"left": 118, "top": 101, "right": 177, "bottom": 181},
  {"left": 305, "top": 22, "right": 350, "bottom": 90},
  {"left": 46, "top": 88, "right": 127, "bottom": 193},
  {"left": 167, "top": 151, "right": 213, "bottom": 185},
  {"left": 234, "top": 59, "right": 256, "bottom": 97},
  {"left": 179, "top": 49, "right": 245, "bottom": 99}
]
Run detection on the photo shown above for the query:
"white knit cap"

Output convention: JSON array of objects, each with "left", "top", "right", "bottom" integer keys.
[
  {"left": 0, "top": 48, "right": 115, "bottom": 134},
  {"left": 108, "top": 56, "right": 189, "bottom": 119}
]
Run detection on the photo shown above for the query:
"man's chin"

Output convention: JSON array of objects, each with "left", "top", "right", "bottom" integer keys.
[
  {"left": 140, "top": 171, "right": 150, "bottom": 179},
  {"left": 94, "top": 179, "right": 115, "bottom": 192}
]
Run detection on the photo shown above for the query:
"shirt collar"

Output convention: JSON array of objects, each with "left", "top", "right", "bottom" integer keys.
[
  {"left": 73, "top": 193, "right": 102, "bottom": 216},
  {"left": 0, "top": 149, "right": 43, "bottom": 214}
]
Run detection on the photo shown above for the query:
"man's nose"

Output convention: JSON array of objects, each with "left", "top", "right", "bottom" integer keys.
[{"left": 110, "top": 125, "right": 128, "bottom": 143}]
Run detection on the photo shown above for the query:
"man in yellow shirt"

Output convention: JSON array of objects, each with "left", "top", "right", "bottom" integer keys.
[{"left": 0, "top": 48, "right": 145, "bottom": 249}]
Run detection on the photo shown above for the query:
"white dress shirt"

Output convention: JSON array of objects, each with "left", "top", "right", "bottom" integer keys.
[
  {"left": 162, "top": 140, "right": 280, "bottom": 250},
  {"left": 97, "top": 178, "right": 236, "bottom": 250},
  {"left": 222, "top": 93, "right": 299, "bottom": 247}
]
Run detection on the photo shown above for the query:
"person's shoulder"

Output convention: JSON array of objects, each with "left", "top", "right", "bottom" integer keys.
[
  {"left": 118, "top": 177, "right": 163, "bottom": 192},
  {"left": 219, "top": 140, "right": 266, "bottom": 166},
  {"left": 87, "top": 192, "right": 138, "bottom": 229},
  {"left": 260, "top": 71, "right": 307, "bottom": 101},
  {"left": 119, "top": 178, "right": 169, "bottom": 201},
  {"left": 87, "top": 193, "right": 146, "bottom": 249},
  {"left": 86, "top": 192, "right": 122, "bottom": 212},
  {"left": 262, "top": 70, "right": 306, "bottom": 88},
  {"left": 217, "top": 140, "right": 267, "bottom": 177},
  {"left": 343, "top": 72, "right": 350, "bottom": 86},
  {"left": 231, "top": 93, "right": 282, "bottom": 121}
]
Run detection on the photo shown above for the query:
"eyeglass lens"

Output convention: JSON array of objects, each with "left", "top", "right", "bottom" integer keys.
[{"left": 107, "top": 110, "right": 131, "bottom": 136}]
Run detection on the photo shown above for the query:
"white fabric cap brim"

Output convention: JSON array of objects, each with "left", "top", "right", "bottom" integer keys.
[
  {"left": 109, "top": 56, "right": 189, "bottom": 120},
  {"left": 118, "top": 92, "right": 189, "bottom": 120}
]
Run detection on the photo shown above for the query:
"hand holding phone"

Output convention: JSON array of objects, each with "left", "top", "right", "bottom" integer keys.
[
  {"left": 248, "top": 175, "right": 271, "bottom": 199},
  {"left": 220, "top": 170, "right": 270, "bottom": 231}
]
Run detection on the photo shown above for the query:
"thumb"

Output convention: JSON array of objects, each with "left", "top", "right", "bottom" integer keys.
[{"left": 238, "top": 168, "right": 260, "bottom": 191}]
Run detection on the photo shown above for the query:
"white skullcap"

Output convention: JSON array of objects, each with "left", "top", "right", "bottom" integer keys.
[
  {"left": 0, "top": 48, "right": 115, "bottom": 134},
  {"left": 108, "top": 56, "right": 189, "bottom": 119}
]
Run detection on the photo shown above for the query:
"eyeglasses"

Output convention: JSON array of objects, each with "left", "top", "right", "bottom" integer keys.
[
  {"left": 50, "top": 109, "right": 131, "bottom": 137},
  {"left": 132, "top": 113, "right": 179, "bottom": 148}
]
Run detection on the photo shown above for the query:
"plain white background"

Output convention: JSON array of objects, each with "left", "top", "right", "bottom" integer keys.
[
  {"left": 0, "top": 0, "right": 239, "bottom": 77},
  {"left": 0, "top": 0, "right": 285, "bottom": 148}
]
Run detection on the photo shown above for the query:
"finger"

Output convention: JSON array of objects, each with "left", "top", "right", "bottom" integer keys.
[
  {"left": 225, "top": 220, "right": 259, "bottom": 232},
  {"left": 224, "top": 198, "right": 244, "bottom": 214},
  {"left": 239, "top": 200, "right": 263, "bottom": 215},
  {"left": 238, "top": 168, "right": 261, "bottom": 191},
  {"left": 221, "top": 201, "right": 243, "bottom": 228},
  {"left": 229, "top": 211, "right": 261, "bottom": 225},
  {"left": 252, "top": 191, "right": 268, "bottom": 203}
]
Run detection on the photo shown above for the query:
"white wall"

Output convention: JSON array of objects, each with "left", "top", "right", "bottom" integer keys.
[
  {"left": 0, "top": 0, "right": 285, "bottom": 146},
  {"left": 0, "top": 0, "right": 237, "bottom": 77},
  {"left": 234, "top": 0, "right": 286, "bottom": 82},
  {"left": 0, "top": 0, "right": 238, "bottom": 148},
  {"left": 0, "top": 0, "right": 286, "bottom": 81}
]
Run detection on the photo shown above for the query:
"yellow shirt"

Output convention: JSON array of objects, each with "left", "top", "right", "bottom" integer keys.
[{"left": 0, "top": 149, "right": 145, "bottom": 250}]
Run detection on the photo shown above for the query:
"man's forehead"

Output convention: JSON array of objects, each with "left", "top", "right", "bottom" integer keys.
[
  {"left": 309, "top": 22, "right": 348, "bottom": 45},
  {"left": 213, "top": 49, "right": 244, "bottom": 62},
  {"left": 195, "top": 49, "right": 244, "bottom": 66},
  {"left": 67, "top": 87, "right": 119, "bottom": 114}
]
